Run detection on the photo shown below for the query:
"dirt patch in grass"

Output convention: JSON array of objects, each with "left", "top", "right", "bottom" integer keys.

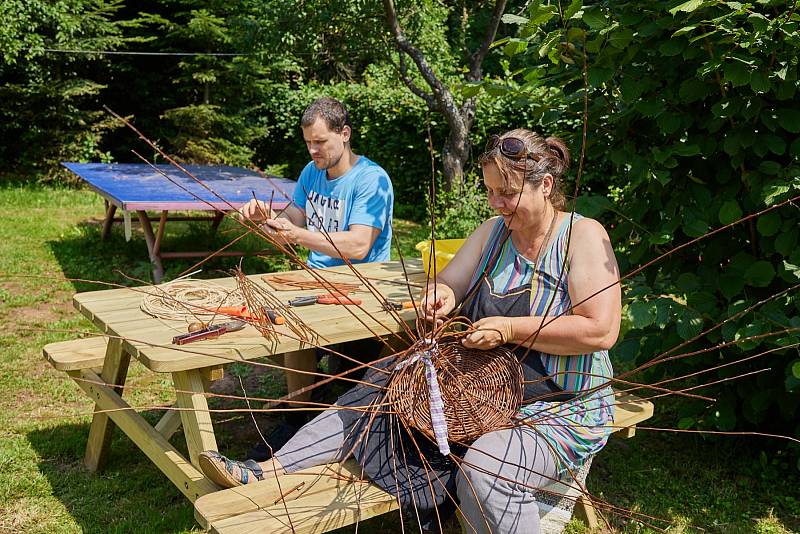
[
  {"left": 0, "top": 499, "right": 44, "bottom": 534},
  {"left": 17, "top": 298, "right": 74, "bottom": 324},
  {"left": 3, "top": 292, "right": 77, "bottom": 339}
]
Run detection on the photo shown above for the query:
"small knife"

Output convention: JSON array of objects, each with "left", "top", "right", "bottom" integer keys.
[{"left": 172, "top": 320, "right": 247, "bottom": 345}]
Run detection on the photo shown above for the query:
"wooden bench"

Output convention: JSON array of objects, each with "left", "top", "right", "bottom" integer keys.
[
  {"left": 195, "top": 390, "right": 654, "bottom": 534},
  {"left": 44, "top": 336, "right": 221, "bottom": 477}
]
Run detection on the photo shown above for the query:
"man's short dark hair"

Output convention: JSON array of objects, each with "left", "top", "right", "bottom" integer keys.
[{"left": 301, "top": 97, "right": 351, "bottom": 133}]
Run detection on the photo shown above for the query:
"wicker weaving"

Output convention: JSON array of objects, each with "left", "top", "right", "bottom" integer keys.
[{"left": 386, "top": 340, "right": 523, "bottom": 444}]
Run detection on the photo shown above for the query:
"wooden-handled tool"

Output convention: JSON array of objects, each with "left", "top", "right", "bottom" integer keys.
[
  {"left": 172, "top": 320, "right": 247, "bottom": 345},
  {"left": 383, "top": 300, "right": 417, "bottom": 311}
]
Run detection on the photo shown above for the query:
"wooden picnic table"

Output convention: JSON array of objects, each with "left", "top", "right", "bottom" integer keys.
[
  {"left": 62, "top": 162, "right": 297, "bottom": 282},
  {"left": 46, "top": 260, "right": 426, "bottom": 503}
]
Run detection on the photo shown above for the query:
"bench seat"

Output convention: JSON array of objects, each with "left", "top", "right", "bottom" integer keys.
[
  {"left": 43, "top": 336, "right": 110, "bottom": 371},
  {"left": 195, "top": 390, "right": 654, "bottom": 533}
]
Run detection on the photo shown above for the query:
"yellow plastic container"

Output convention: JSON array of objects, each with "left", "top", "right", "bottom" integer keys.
[{"left": 415, "top": 238, "right": 466, "bottom": 276}]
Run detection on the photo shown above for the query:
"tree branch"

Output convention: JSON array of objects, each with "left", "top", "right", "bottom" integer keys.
[
  {"left": 468, "top": 0, "right": 508, "bottom": 81},
  {"left": 382, "top": 0, "right": 466, "bottom": 137},
  {"left": 398, "top": 53, "right": 437, "bottom": 109},
  {"left": 383, "top": 0, "right": 445, "bottom": 99}
]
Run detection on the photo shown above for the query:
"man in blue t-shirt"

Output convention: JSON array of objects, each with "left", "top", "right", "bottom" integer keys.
[
  {"left": 236, "top": 97, "right": 393, "bottom": 459},
  {"left": 238, "top": 97, "right": 393, "bottom": 267}
]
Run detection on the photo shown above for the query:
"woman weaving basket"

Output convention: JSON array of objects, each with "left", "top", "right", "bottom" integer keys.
[{"left": 198, "top": 128, "right": 622, "bottom": 534}]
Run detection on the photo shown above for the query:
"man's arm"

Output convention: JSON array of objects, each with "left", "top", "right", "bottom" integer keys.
[{"left": 264, "top": 220, "right": 380, "bottom": 260}]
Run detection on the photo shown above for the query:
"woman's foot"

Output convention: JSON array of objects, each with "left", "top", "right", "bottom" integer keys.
[{"left": 198, "top": 450, "right": 264, "bottom": 488}]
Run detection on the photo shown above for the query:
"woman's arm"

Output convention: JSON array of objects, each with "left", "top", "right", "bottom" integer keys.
[
  {"left": 421, "top": 218, "right": 498, "bottom": 323},
  {"left": 463, "top": 218, "right": 621, "bottom": 354}
]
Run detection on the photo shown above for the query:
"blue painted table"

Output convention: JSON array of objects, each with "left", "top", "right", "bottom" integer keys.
[{"left": 63, "top": 163, "right": 296, "bottom": 282}]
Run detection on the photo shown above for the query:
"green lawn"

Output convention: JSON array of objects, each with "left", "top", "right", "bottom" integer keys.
[{"left": 0, "top": 181, "right": 797, "bottom": 533}]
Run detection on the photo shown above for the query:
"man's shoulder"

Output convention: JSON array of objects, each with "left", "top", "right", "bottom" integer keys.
[{"left": 354, "top": 156, "right": 390, "bottom": 180}]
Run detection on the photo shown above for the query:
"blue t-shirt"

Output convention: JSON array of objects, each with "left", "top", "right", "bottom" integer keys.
[{"left": 291, "top": 156, "right": 393, "bottom": 268}]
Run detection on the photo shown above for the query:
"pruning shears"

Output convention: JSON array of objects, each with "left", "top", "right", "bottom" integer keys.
[
  {"left": 172, "top": 320, "right": 247, "bottom": 345},
  {"left": 288, "top": 293, "right": 363, "bottom": 307}
]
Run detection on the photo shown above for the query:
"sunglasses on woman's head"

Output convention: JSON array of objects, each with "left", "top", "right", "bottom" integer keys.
[{"left": 484, "top": 135, "right": 540, "bottom": 162}]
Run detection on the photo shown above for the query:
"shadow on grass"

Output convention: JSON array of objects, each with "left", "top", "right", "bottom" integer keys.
[
  {"left": 26, "top": 416, "right": 198, "bottom": 534},
  {"left": 591, "top": 429, "right": 800, "bottom": 533}
]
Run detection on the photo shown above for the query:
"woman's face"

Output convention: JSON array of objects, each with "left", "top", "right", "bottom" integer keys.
[{"left": 482, "top": 161, "right": 551, "bottom": 231}]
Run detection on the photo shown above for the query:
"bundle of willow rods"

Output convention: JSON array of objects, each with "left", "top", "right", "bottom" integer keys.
[
  {"left": 386, "top": 339, "right": 523, "bottom": 444},
  {"left": 140, "top": 280, "right": 243, "bottom": 321}
]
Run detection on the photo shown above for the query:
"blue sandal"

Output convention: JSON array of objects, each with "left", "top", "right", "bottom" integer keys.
[{"left": 198, "top": 450, "right": 264, "bottom": 488}]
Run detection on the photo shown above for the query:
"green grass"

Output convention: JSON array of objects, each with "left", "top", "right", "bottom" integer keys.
[{"left": 0, "top": 181, "right": 798, "bottom": 533}]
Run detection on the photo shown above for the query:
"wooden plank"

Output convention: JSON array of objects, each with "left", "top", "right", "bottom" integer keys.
[
  {"left": 173, "top": 370, "right": 218, "bottom": 467},
  {"left": 195, "top": 460, "right": 398, "bottom": 533},
  {"left": 154, "top": 406, "right": 183, "bottom": 440},
  {"left": 208, "top": 482, "right": 397, "bottom": 534},
  {"left": 43, "top": 336, "right": 109, "bottom": 371},
  {"left": 612, "top": 390, "right": 654, "bottom": 437},
  {"left": 69, "top": 369, "right": 218, "bottom": 501},
  {"left": 84, "top": 338, "right": 130, "bottom": 473}
]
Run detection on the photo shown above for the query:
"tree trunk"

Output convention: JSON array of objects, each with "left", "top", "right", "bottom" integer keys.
[
  {"left": 382, "top": 0, "right": 505, "bottom": 191},
  {"left": 442, "top": 137, "right": 467, "bottom": 192}
]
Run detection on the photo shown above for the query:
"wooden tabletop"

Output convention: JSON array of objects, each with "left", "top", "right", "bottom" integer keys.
[{"left": 73, "top": 260, "right": 427, "bottom": 373}]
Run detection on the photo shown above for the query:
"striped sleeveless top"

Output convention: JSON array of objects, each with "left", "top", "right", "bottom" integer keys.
[{"left": 469, "top": 214, "right": 614, "bottom": 393}]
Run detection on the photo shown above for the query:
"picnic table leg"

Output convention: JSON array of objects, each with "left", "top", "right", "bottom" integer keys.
[
  {"left": 154, "top": 405, "right": 183, "bottom": 440},
  {"left": 173, "top": 369, "right": 218, "bottom": 467},
  {"left": 210, "top": 210, "right": 224, "bottom": 233},
  {"left": 69, "top": 369, "right": 217, "bottom": 501},
  {"left": 84, "top": 337, "right": 130, "bottom": 472},
  {"left": 574, "top": 495, "right": 600, "bottom": 529},
  {"left": 102, "top": 202, "right": 117, "bottom": 240},
  {"left": 137, "top": 210, "right": 166, "bottom": 283}
]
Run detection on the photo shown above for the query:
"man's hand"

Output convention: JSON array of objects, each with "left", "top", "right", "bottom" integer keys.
[
  {"left": 237, "top": 199, "right": 276, "bottom": 222},
  {"left": 421, "top": 285, "right": 456, "bottom": 327},
  {"left": 262, "top": 218, "right": 303, "bottom": 246},
  {"left": 462, "top": 316, "right": 514, "bottom": 350}
]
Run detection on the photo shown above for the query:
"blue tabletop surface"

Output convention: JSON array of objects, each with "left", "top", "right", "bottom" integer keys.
[{"left": 63, "top": 162, "right": 296, "bottom": 211}]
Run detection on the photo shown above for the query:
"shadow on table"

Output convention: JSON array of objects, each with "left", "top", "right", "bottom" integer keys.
[
  {"left": 48, "top": 218, "right": 289, "bottom": 293},
  {"left": 26, "top": 415, "right": 200, "bottom": 534}
]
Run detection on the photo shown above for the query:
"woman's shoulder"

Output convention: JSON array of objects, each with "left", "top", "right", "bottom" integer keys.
[
  {"left": 565, "top": 214, "right": 613, "bottom": 257},
  {"left": 473, "top": 216, "right": 504, "bottom": 241},
  {"left": 570, "top": 215, "right": 608, "bottom": 237}
]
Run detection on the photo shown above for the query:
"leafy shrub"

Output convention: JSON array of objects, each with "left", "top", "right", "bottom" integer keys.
[{"left": 499, "top": 1, "right": 800, "bottom": 463}]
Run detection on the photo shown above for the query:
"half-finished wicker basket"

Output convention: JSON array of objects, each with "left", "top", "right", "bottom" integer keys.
[{"left": 386, "top": 341, "right": 523, "bottom": 444}]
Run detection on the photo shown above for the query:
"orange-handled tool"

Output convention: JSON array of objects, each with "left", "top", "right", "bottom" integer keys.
[
  {"left": 383, "top": 300, "right": 416, "bottom": 311},
  {"left": 215, "top": 305, "right": 284, "bottom": 324},
  {"left": 317, "top": 294, "right": 363, "bottom": 305}
]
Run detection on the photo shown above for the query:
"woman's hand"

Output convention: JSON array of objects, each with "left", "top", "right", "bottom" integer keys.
[
  {"left": 462, "top": 316, "right": 514, "bottom": 350},
  {"left": 421, "top": 284, "right": 456, "bottom": 327}
]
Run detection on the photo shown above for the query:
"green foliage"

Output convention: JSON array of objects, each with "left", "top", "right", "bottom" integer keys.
[
  {"left": 496, "top": 1, "right": 800, "bottom": 461},
  {"left": 431, "top": 173, "right": 495, "bottom": 239},
  {"left": 248, "top": 63, "right": 546, "bottom": 220},
  {"left": 0, "top": 0, "right": 138, "bottom": 179}
]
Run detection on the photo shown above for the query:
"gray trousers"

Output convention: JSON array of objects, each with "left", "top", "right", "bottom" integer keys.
[{"left": 275, "top": 408, "right": 559, "bottom": 534}]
